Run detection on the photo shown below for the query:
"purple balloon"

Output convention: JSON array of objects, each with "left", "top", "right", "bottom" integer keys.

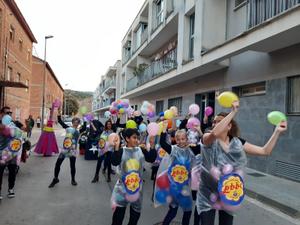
[
  {"left": 205, "top": 106, "right": 214, "bottom": 117},
  {"left": 147, "top": 111, "right": 155, "bottom": 118},
  {"left": 187, "top": 117, "right": 200, "bottom": 129},
  {"left": 123, "top": 102, "right": 129, "bottom": 108}
]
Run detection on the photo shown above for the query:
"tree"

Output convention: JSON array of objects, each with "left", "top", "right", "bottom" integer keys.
[{"left": 64, "top": 96, "right": 79, "bottom": 116}]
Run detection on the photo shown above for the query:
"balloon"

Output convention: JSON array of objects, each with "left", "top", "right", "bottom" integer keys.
[
  {"left": 133, "top": 111, "right": 141, "bottom": 117},
  {"left": 2, "top": 115, "right": 12, "bottom": 126},
  {"left": 210, "top": 166, "right": 221, "bottom": 180},
  {"left": 189, "top": 104, "right": 200, "bottom": 115},
  {"left": 167, "top": 120, "right": 172, "bottom": 129},
  {"left": 138, "top": 123, "right": 147, "bottom": 132},
  {"left": 164, "top": 110, "right": 174, "bottom": 120},
  {"left": 104, "top": 111, "right": 111, "bottom": 118},
  {"left": 126, "top": 120, "right": 137, "bottom": 129},
  {"left": 140, "top": 106, "right": 148, "bottom": 115},
  {"left": 170, "top": 106, "right": 178, "bottom": 117},
  {"left": 53, "top": 99, "right": 61, "bottom": 108},
  {"left": 176, "top": 119, "right": 181, "bottom": 128},
  {"left": 222, "top": 164, "right": 233, "bottom": 175},
  {"left": 127, "top": 107, "right": 134, "bottom": 117},
  {"left": 117, "top": 104, "right": 123, "bottom": 109},
  {"left": 156, "top": 171, "right": 170, "bottom": 189},
  {"left": 178, "top": 195, "right": 192, "bottom": 208},
  {"left": 112, "top": 101, "right": 118, "bottom": 107},
  {"left": 108, "top": 133, "right": 119, "bottom": 146},
  {"left": 210, "top": 193, "right": 218, "bottom": 203},
  {"left": 123, "top": 102, "right": 129, "bottom": 108},
  {"left": 267, "top": 111, "right": 287, "bottom": 126},
  {"left": 205, "top": 106, "right": 214, "bottom": 116},
  {"left": 170, "top": 183, "right": 181, "bottom": 197},
  {"left": 3, "top": 127, "right": 11, "bottom": 137},
  {"left": 126, "top": 158, "right": 140, "bottom": 171},
  {"left": 147, "top": 111, "right": 155, "bottom": 118},
  {"left": 85, "top": 113, "right": 94, "bottom": 121},
  {"left": 186, "top": 117, "right": 200, "bottom": 130},
  {"left": 125, "top": 192, "right": 140, "bottom": 202},
  {"left": 14, "top": 129, "right": 22, "bottom": 138},
  {"left": 212, "top": 201, "right": 222, "bottom": 210},
  {"left": 79, "top": 106, "right": 88, "bottom": 115},
  {"left": 159, "top": 112, "right": 164, "bottom": 117},
  {"left": 66, "top": 127, "right": 75, "bottom": 134},
  {"left": 155, "top": 189, "right": 169, "bottom": 204},
  {"left": 217, "top": 91, "right": 239, "bottom": 108},
  {"left": 147, "top": 122, "right": 159, "bottom": 136},
  {"left": 119, "top": 108, "right": 125, "bottom": 114}
]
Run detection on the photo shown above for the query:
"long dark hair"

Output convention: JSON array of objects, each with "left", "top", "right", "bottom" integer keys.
[
  {"left": 217, "top": 112, "right": 240, "bottom": 137},
  {"left": 105, "top": 119, "right": 113, "bottom": 131}
]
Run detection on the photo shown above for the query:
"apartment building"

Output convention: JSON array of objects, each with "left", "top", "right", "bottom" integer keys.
[
  {"left": 120, "top": 0, "right": 300, "bottom": 181},
  {"left": 30, "top": 56, "right": 64, "bottom": 122},
  {"left": 0, "top": 0, "right": 37, "bottom": 123},
  {"left": 93, "top": 60, "right": 121, "bottom": 119}
]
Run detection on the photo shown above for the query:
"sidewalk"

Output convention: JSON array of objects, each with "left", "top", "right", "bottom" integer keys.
[{"left": 245, "top": 167, "right": 300, "bottom": 219}]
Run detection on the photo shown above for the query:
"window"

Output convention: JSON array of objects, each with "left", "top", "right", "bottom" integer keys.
[
  {"left": 27, "top": 49, "right": 31, "bottom": 61},
  {"left": 25, "top": 79, "right": 29, "bottom": 92},
  {"left": 168, "top": 97, "right": 182, "bottom": 114},
  {"left": 9, "top": 25, "right": 15, "bottom": 42},
  {"left": 287, "top": 76, "right": 300, "bottom": 114},
  {"left": 155, "top": 0, "right": 164, "bottom": 26},
  {"left": 16, "top": 72, "right": 21, "bottom": 82},
  {"left": 235, "top": 82, "right": 266, "bottom": 97},
  {"left": 235, "top": 0, "right": 246, "bottom": 7},
  {"left": 7, "top": 67, "right": 12, "bottom": 81},
  {"left": 19, "top": 39, "right": 23, "bottom": 51},
  {"left": 136, "top": 23, "right": 147, "bottom": 48},
  {"left": 189, "top": 13, "right": 195, "bottom": 59},
  {"left": 156, "top": 100, "right": 164, "bottom": 115}
]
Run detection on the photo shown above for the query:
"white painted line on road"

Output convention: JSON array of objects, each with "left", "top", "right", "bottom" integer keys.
[{"left": 245, "top": 196, "right": 300, "bottom": 225}]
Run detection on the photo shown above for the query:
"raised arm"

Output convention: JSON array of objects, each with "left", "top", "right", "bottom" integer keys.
[
  {"left": 244, "top": 121, "right": 287, "bottom": 156},
  {"left": 160, "top": 121, "right": 172, "bottom": 154},
  {"left": 57, "top": 115, "right": 69, "bottom": 129}
]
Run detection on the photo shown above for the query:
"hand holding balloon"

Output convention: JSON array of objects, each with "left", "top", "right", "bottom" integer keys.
[{"left": 275, "top": 121, "right": 287, "bottom": 134}]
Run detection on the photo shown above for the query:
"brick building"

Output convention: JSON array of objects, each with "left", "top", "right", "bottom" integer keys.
[
  {"left": 0, "top": 0, "right": 37, "bottom": 123},
  {"left": 30, "top": 56, "right": 64, "bottom": 123}
]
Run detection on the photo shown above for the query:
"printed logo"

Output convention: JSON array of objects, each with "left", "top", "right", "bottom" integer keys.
[
  {"left": 123, "top": 171, "right": 141, "bottom": 194},
  {"left": 170, "top": 165, "right": 189, "bottom": 184},
  {"left": 63, "top": 137, "right": 73, "bottom": 150},
  {"left": 9, "top": 139, "right": 22, "bottom": 152}
]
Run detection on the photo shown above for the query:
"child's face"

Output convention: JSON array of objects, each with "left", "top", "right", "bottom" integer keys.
[
  {"left": 126, "top": 134, "right": 139, "bottom": 147},
  {"left": 175, "top": 133, "right": 188, "bottom": 148}
]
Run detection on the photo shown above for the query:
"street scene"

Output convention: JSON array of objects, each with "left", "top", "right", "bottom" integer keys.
[{"left": 0, "top": 0, "right": 300, "bottom": 225}]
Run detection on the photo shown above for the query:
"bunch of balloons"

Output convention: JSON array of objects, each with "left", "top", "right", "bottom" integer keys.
[
  {"left": 109, "top": 99, "right": 130, "bottom": 115},
  {"left": 140, "top": 101, "right": 155, "bottom": 118}
]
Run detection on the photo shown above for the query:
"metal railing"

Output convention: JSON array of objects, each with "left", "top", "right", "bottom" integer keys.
[
  {"left": 141, "top": 30, "right": 148, "bottom": 45},
  {"left": 248, "top": 0, "right": 300, "bottom": 28},
  {"left": 123, "top": 51, "right": 132, "bottom": 65},
  {"left": 126, "top": 48, "right": 177, "bottom": 92},
  {"left": 102, "top": 79, "right": 116, "bottom": 93}
]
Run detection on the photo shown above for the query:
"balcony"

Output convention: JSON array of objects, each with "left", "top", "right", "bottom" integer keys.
[
  {"left": 126, "top": 48, "right": 177, "bottom": 92},
  {"left": 123, "top": 51, "right": 132, "bottom": 65},
  {"left": 102, "top": 79, "right": 116, "bottom": 95},
  {"left": 248, "top": 0, "right": 300, "bottom": 28}
]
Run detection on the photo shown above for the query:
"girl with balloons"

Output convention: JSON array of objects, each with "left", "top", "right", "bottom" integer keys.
[
  {"left": 0, "top": 114, "right": 24, "bottom": 199},
  {"left": 110, "top": 128, "right": 157, "bottom": 225},
  {"left": 48, "top": 112, "right": 82, "bottom": 188},
  {"left": 195, "top": 99, "right": 287, "bottom": 225},
  {"left": 157, "top": 121, "right": 202, "bottom": 225}
]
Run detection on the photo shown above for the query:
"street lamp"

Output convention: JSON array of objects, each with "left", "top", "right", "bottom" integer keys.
[
  {"left": 64, "top": 83, "right": 68, "bottom": 118},
  {"left": 41, "top": 35, "right": 54, "bottom": 130}
]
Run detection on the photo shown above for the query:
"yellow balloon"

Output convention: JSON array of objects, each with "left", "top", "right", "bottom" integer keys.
[
  {"left": 126, "top": 159, "right": 140, "bottom": 171},
  {"left": 119, "top": 108, "right": 125, "bottom": 114},
  {"left": 126, "top": 120, "right": 137, "bottom": 129},
  {"left": 158, "top": 122, "right": 163, "bottom": 135},
  {"left": 217, "top": 91, "right": 239, "bottom": 108},
  {"left": 164, "top": 110, "right": 174, "bottom": 120}
]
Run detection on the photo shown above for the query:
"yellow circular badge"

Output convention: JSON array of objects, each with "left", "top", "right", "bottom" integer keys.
[
  {"left": 9, "top": 139, "right": 22, "bottom": 152},
  {"left": 63, "top": 137, "right": 73, "bottom": 149},
  {"left": 123, "top": 171, "right": 141, "bottom": 194},
  {"left": 170, "top": 165, "right": 189, "bottom": 184},
  {"left": 158, "top": 148, "right": 166, "bottom": 158}
]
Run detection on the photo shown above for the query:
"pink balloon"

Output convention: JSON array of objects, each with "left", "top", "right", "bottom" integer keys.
[
  {"left": 125, "top": 192, "right": 140, "bottom": 202},
  {"left": 108, "top": 133, "right": 119, "bottom": 146},
  {"left": 205, "top": 106, "right": 213, "bottom": 117},
  {"left": 187, "top": 117, "right": 200, "bottom": 130},
  {"left": 189, "top": 104, "right": 200, "bottom": 115},
  {"left": 222, "top": 164, "right": 233, "bottom": 175},
  {"left": 147, "top": 122, "right": 159, "bottom": 136},
  {"left": 53, "top": 99, "right": 61, "bottom": 108},
  {"left": 210, "top": 166, "right": 221, "bottom": 181}
]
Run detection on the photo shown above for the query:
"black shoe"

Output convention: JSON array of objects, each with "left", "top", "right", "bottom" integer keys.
[
  {"left": 91, "top": 175, "right": 99, "bottom": 183},
  {"left": 7, "top": 189, "right": 15, "bottom": 198},
  {"left": 48, "top": 178, "right": 59, "bottom": 188},
  {"left": 106, "top": 177, "right": 111, "bottom": 183},
  {"left": 111, "top": 170, "right": 116, "bottom": 175},
  {"left": 102, "top": 169, "right": 106, "bottom": 174},
  {"left": 71, "top": 180, "right": 78, "bottom": 186}
]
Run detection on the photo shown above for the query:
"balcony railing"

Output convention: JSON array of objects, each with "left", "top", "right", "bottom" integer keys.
[
  {"left": 102, "top": 79, "right": 116, "bottom": 94},
  {"left": 123, "top": 51, "right": 132, "bottom": 65},
  {"left": 126, "top": 48, "right": 177, "bottom": 92},
  {"left": 248, "top": 0, "right": 300, "bottom": 28},
  {"left": 141, "top": 30, "right": 148, "bottom": 45}
]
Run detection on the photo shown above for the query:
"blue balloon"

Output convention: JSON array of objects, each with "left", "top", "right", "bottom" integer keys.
[
  {"left": 170, "top": 183, "right": 182, "bottom": 197},
  {"left": 176, "top": 119, "right": 181, "bottom": 128},
  {"left": 66, "top": 127, "right": 75, "bottom": 134},
  {"left": 159, "top": 112, "right": 164, "bottom": 117},
  {"left": 139, "top": 123, "right": 147, "bottom": 133},
  {"left": 178, "top": 194, "right": 192, "bottom": 209},
  {"left": 155, "top": 189, "right": 169, "bottom": 204},
  {"left": 2, "top": 115, "right": 12, "bottom": 126},
  {"left": 117, "top": 104, "right": 123, "bottom": 109}
]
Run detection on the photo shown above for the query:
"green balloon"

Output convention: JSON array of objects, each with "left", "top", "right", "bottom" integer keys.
[
  {"left": 267, "top": 111, "right": 287, "bottom": 126},
  {"left": 79, "top": 106, "right": 88, "bottom": 115}
]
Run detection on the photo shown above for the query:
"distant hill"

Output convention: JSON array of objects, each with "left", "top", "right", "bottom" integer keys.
[
  {"left": 65, "top": 89, "right": 93, "bottom": 100},
  {"left": 64, "top": 90, "right": 93, "bottom": 116}
]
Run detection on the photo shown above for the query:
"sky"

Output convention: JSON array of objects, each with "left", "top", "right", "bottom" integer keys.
[{"left": 15, "top": 0, "right": 145, "bottom": 92}]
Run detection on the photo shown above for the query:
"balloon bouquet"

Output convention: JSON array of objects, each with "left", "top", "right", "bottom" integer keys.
[
  {"left": 34, "top": 99, "right": 61, "bottom": 156},
  {"left": 0, "top": 115, "right": 24, "bottom": 165}
]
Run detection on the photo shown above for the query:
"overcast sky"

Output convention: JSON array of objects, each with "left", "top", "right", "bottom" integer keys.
[{"left": 16, "top": 0, "right": 145, "bottom": 92}]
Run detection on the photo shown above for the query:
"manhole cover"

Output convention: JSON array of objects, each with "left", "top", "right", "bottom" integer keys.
[
  {"left": 154, "top": 222, "right": 181, "bottom": 225},
  {"left": 247, "top": 172, "right": 266, "bottom": 177}
]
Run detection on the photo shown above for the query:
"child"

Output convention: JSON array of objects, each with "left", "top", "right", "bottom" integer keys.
[
  {"left": 48, "top": 112, "right": 82, "bottom": 188},
  {"left": 195, "top": 101, "right": 287, "bottom": 225},
  {"left": 111, "top": 128, "right": 157, "bottom": 225},
  {"left": 159, "top": 121, "right": 201, "bottom": 225}
]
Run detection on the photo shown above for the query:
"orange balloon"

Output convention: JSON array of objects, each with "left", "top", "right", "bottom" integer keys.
[{"left": 167, "top": 119, "right": 172, "bottom": 129}]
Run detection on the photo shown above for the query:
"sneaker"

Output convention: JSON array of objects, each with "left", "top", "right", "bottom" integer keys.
[
  {"left": 102, "top": 169, "right": 106, "bottom": 174},
  {"left": 48, "top": 178, "right": 59, "bottom": 188},
  {"left": 7, "top": 189, "right": 15, "bottom": 198},
  {"left": 71, "top": 180, "right": 78, "bottom": 186}
]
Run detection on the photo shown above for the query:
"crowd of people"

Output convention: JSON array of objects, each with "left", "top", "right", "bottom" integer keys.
[{"left": 0, "top": 99, "right": 288, "bottom": 225}]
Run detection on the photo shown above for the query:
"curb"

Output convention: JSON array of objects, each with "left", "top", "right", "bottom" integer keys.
[{"left": 245, "top": 188, "right": 300, "bottom": 219}]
